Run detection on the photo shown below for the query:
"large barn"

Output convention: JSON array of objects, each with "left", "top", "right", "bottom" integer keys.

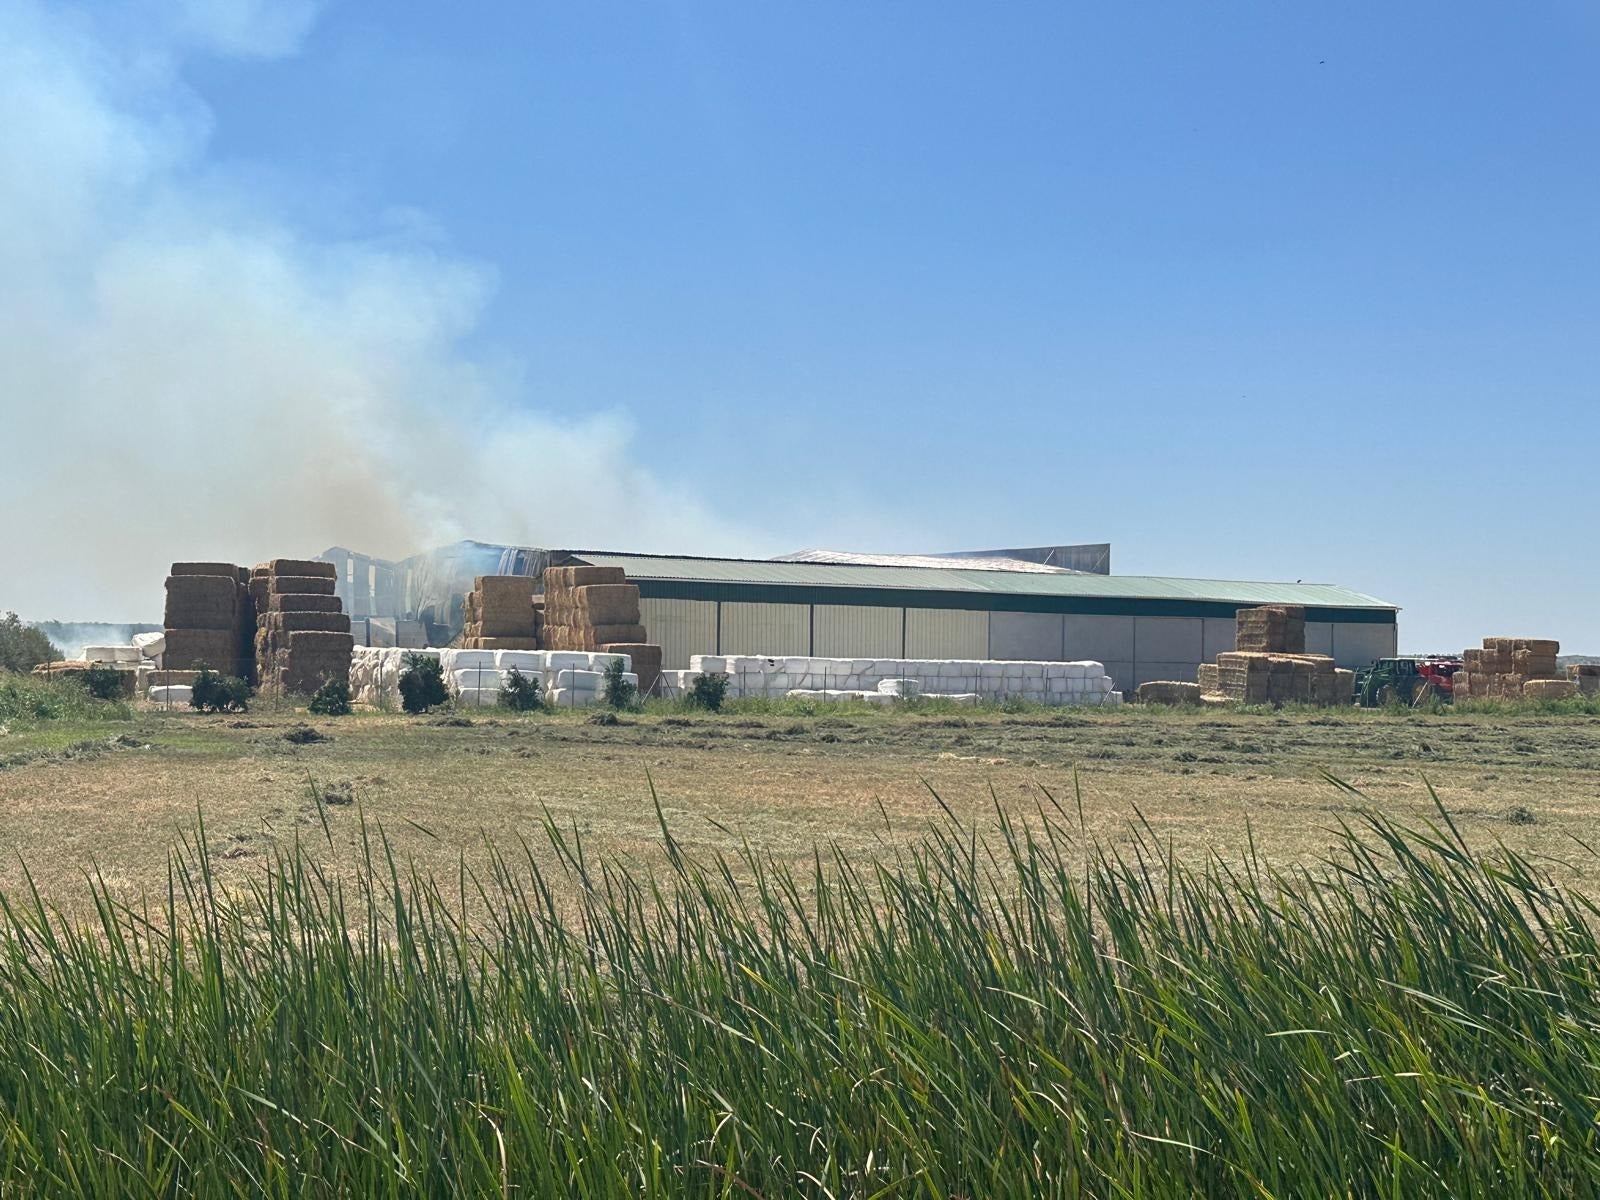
[
  {"left": 557, "top": 551, "right": 1398, "bottom": 693},
  {"left": 324, "top": 541, "right": 1398, "bottom": 693}
]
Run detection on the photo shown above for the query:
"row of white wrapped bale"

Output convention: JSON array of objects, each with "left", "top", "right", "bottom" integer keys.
[
  {"left": 349, "top": 647, "right": 636, "bottom": 708},
  {"left": 659, "top": 655, "right": 1123, "bottom": 706},
  {"left": 83, "top": 633, "right": 166, "bottom": 668}
]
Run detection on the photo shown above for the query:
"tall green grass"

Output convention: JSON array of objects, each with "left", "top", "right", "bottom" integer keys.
[
  {"left": 0, "top": 671, "right": 129, "bottom": 725},
  {"left": 0, "top": 783, "right": 1596, "bottom": 1195}
]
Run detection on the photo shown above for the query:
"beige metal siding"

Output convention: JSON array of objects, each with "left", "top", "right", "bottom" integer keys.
[
  {"left": 989, "top": 612, "right": 1064, "bottom": 660},
  {"left": 813, "top": 604, "right": 903, "bottom": 658},
  {"left": 638, "top": 597, "right": 717, "bottom": 670},
  {"left": 904, "top": 608, "right": 988, "bottom": 659},
  {"left": 718, "top": 602, "right": 811, "bottom": 656}
]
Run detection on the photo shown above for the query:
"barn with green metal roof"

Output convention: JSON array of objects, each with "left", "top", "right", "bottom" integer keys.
[{"left": 553, "top": 550, "right": 1398, "bottom": 693}]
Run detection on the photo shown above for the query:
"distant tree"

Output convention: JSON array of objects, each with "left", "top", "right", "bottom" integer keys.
[{"left": 0, "top": 612, "right": 59, "bottom": 674}]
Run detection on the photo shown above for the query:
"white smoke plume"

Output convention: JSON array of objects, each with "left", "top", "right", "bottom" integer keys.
[{"left": 0, "top": 0, "right": 763, "bottom": 622}]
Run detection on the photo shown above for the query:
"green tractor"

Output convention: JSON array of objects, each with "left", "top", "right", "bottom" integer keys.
[{"left": 1354, "top": 656, "right": 1463, "bottom": 707}]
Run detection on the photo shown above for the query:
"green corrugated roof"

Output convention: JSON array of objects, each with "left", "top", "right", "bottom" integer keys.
[{"left": 569, "top": 552, "right": 1397, "bottom": 610}]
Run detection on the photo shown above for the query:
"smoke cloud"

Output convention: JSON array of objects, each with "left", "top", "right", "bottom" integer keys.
[{"left": 0, "top": 0, "right": 762, "bottom": 622}]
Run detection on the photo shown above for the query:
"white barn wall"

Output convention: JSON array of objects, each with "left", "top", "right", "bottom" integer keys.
[
  {"left": 905, "top": 608, "right": 989, "bottom": 659},
  {"left": 1330, "top": 622, "right": 1396, "bottom": 668},
  {"left": 1132, "top": 616, "right": 1204, "bottom": 664},
  {"left": 1065, "top": 614, "right": 1135, "bottom": 663},
  {"left": 719, "top": 602, "right": 811, "bottom": 657},
  {"left": 1202, "top": 617, "right": 1236, "bottom": 660},
  {"left": 638, "top": 598, "right": 716, "bottom": 670},
  {"left": 814, "top": 604, "right": 903, "bottom": 658},
  {"left": 989, "top": 612, "right": 1064, "bottom": 661}
]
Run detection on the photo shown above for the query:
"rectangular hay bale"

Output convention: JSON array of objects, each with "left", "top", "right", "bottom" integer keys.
[{"left": 267, "top": 559, "right": 336, "bottom": 579}]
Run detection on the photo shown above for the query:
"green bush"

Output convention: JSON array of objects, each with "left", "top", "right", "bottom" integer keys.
[
  {"left": 81, "top": 665, "right": 126, "bottom": 701},
  {"left": 308, "top": 678, "right": 352, "bottom": 716},
  {"left": 188, "top": 667, "right": 249, "bottom": 714},
  {"left": 398, "top": 653, "right": 448, "bottom": 715},
  {"left": 600, "top": 657, "right": 637, "bottom": 709},
  {"left": 684, "top": 671, "right": 729, "bottom": 711},
  {"left": 498, "top": 667, "right": 545, "bottom": 712},
  {"left": 0, "top": 612, "right": 59, "bottom": 674},
  {"left": 0, "top": 673, "right": 128, "bottom": 724}
]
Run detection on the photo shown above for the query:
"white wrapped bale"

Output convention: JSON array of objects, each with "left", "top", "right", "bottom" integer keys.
[
  {"left": 877, "top": 678, "right": 922, "bottom": 696},
  {"left": 455, "top": 687, "right": 501, "bottom": 709},
  {"left": 495, "top": 650, "right": 546, "bottom": 672},
  {"left": 132, "top": 632, "right": 166, "bottom": 659},
  {"left": 440, "top": 649, "right": 496, "bottom": 672},
  {"left": 547, "top": 687, "right": 598, "bottom": 708},
  {"left": 554, "top": 669, "right": 604, "bottom": 689},
  {"left": 452, "top": 667, "right": 504, "bottom": 690},
  {"left": 148, "top": 684, "right": 193, "bottom": 704},
  {"left": 84, "top": 645, "right": 141, "bottom": 664}
]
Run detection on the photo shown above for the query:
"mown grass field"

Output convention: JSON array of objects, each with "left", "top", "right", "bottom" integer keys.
[
  {"left": 3, "top": 695, "right": 1599, "bottom": 914},
  {"left": 2, "top": 689, "right": 1600, "bottom": 1194}
]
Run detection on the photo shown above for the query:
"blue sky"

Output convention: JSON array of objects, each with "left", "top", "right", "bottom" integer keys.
[{"left": 6, "top": 2, "right": 1598, "bottom": 649}]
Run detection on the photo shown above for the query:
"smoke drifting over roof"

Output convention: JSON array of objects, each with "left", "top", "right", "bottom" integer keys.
[{"left": 0, "top": 0, "right": 759, "bottom": 623}]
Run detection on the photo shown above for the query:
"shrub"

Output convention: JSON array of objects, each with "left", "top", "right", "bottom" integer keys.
[
  {"left": 398, "top": 653, "right": 448, "bottom": 715},
  {"left": 0, "top": 673, "right": 129, "bottom": 723},
  {"left": 498, "top": 667, "right": 545, "bottom": 712},
  {"left": 81, "top": 664, "right": 127, "bottom": 701},
  {"left": 0, "top": 612, "right": 59, "bottom": 674},
  {"left": 685, "top": 671, "right": 729, "bottom": 712},
  {"left": 308, "top": 678, "right": 353, "bottom": 716},
  {"left": 189, "top": 666, "right": 250, "bottom": 714},
  {"left": 600, "top": 657, "right": 637, "bottom": 709}
]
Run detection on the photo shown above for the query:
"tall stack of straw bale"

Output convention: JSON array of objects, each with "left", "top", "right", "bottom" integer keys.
[
  {"left": 251, "top": 559, "right": 352, "bottom": 695},
  {"left": 1200, "top": 605, "right": 1350, "bottom": 706},
  {"left": 541, "top": 566, "right": 663, "bottom": 695},
  {"left": 1455, "top": 638, "right": 1573, "bottom": 700},
  {"left": 162, "top": 562, "right": 252, "bottom": 678},
  {"left": 459, "top": 577, "right": 539, "bottom": 650},
  {"left": 1234, "top": 605, "right": 1307, "bottom": 654}
]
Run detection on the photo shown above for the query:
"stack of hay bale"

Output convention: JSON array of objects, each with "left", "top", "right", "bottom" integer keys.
[
  {"left": 541, "top": 566, "right": 663, "bottom": 696},
  {"left": 250, "top": 559, "right": 352, "bottom": 695},
  {"left": 162, "top": 563, "right": 252, "bottom": 679},
  {"left": 1455, "top": 638, "right": 1573, "bottom": 700},
  {"left": 459, "top": 577, "right": 540, "bottom": 651},
  {"left": 1202, "top": 606, "right": 1350, "bottom": 706},
  {"left": 1136, "top": 681, "right": 1201, "bottom": 705},
  {"left": 1234, "top": 605, "right": 1306, "bottom": 654},
  {"left": 1568, "top": 663, "right": 1600, "bottom": 696}
]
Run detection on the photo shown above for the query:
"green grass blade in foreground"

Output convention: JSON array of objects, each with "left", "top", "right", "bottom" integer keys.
[{"left": 0, "top": 779, "right": 1592, "bottom": 1194}]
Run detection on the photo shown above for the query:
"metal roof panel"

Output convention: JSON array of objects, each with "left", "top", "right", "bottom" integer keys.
[{"left": 566, "top": 552, "right": 1397, "bottom": 610}]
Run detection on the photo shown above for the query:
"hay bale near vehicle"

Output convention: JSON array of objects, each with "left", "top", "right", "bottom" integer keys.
[
  {"left": 1197, "top": 607, "right": 1343, "bottom": 706},
  {"left": 1455, "top": 637, "right": 1566, "bottom": 700}
]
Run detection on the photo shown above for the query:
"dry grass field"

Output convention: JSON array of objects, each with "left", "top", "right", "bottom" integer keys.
[{"left": 3, "top": 702, "right": 1598, "bottom": 915}]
